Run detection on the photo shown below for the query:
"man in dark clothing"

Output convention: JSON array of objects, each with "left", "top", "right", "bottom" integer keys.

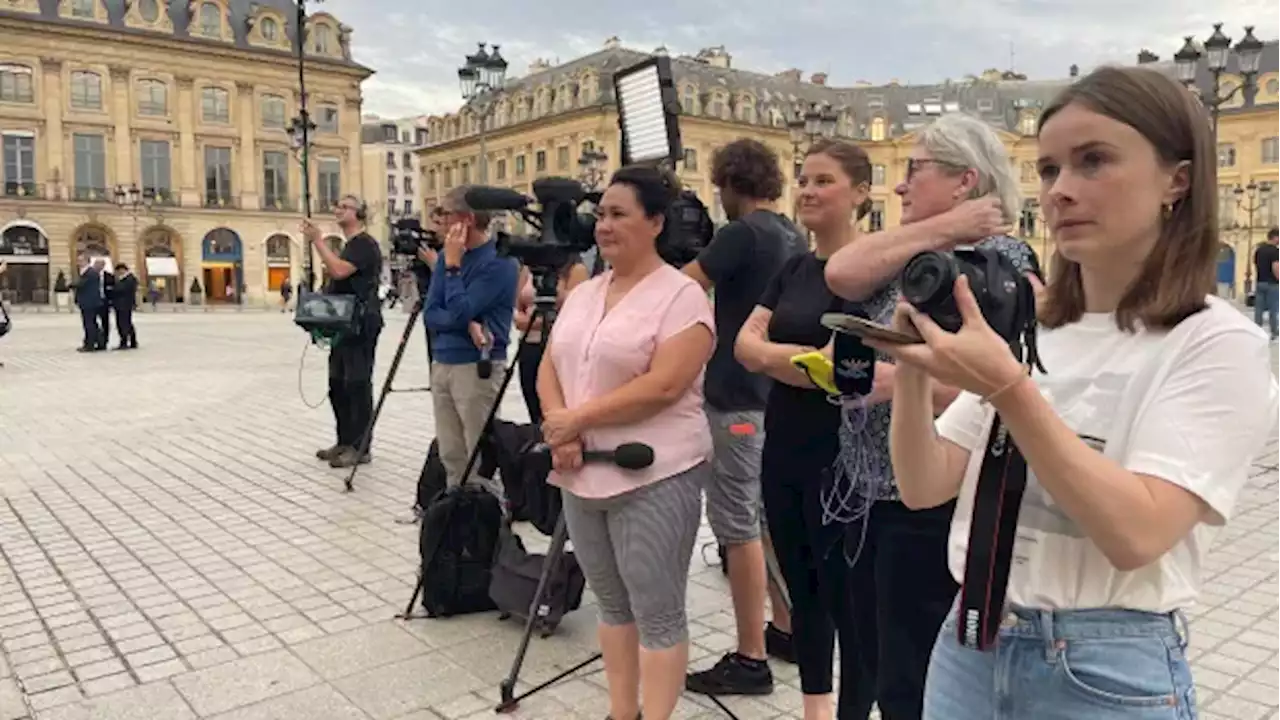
[
  {"left": 94, "top": 259, "right": 114, "bottom": 350},
  {"left": 1254, "top": 227, "right": 1279, "bottom": 340},
  {"left": 425, "top": 185, "right": 518, "bottom": 487},
  {"left": 308, "top": 194, "right": 385, "bottom": 468},
  {"left": 74, "top": 255, "right": 103, "bottom": 352},
  {"left": 112, "top": 263, "right": 139, "bottom": 349},
  {"left": 683, "top": 138, "right": 808, "bottom": 697}
]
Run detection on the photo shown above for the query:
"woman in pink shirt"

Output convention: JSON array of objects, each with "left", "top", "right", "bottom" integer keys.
[{"left": 537, "top": 166, "right": 715, "bottom": 720}]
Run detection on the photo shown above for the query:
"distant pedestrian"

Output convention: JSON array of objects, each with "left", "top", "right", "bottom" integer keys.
[
  {"left": 280, "top": 276, "right": 293, "bottom": 313},
  {"left": 1253, "top": 227, "right": 1278, "bottom": 340},
  {"left": 112, "top": 263, "right": 138, "bottom": 349}
]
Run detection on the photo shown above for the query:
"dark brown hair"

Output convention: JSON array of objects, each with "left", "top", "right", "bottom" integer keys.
[
  {"left": 711, "top": 138, "right": 785, "bottom": 201},
  {"left": 805, "top": 138, "right": 874, "bottom": 219},
  {"left": 1037, "top": 66, "right": 1216, "bottom": 331}
]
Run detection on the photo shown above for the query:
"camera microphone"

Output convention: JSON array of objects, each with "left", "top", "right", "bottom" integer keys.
[
  {"left": 464, "top": 186, "right": 532, "bottom": 212},
  {"left": 532, "top": 442, "right": 655, "bottom": 470}
]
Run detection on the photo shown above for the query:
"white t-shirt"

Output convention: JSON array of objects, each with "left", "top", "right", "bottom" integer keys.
[{"left": 935, "top": 296, "right": 1276, "bottom": 612}]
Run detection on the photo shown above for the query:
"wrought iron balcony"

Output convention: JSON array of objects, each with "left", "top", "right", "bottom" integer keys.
[
  {"left": 203, "top": 193, "right": 240, "bottom": 209},
  {"left": 72, "top": 186, "right": 114, "bottom": 203},
  {"left": 2, "top": 181, "right": 41, "bottom": 199}
]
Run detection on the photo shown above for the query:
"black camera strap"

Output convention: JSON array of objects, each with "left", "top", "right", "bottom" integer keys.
[{"left": 956, "top": 412, "right": 1028, "bottom": 651}]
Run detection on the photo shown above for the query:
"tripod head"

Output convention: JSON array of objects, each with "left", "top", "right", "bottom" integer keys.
[{"left": 529, "top": 266, "right": 561, "bottom": 326}]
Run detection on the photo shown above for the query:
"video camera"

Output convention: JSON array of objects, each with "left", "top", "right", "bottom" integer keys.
[{"left": 390, "top": 218, "right": 442, "bottom": 258}]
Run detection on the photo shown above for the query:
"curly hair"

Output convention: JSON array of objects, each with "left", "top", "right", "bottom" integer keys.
[{"left": 710, "top": 138, "right": 785, "bottom": 201}]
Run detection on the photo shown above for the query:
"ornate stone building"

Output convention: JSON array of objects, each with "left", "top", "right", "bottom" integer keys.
[
  {"left": 0, "top": 0, "right": 372, "bottom": 305},
  {"left": 417, "top": 36, "right": 1278, "bottom": 294}
]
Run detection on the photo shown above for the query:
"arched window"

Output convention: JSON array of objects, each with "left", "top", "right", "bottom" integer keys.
[
  {"left": 198, "top": 2, "right": 221, "bottom": 37},
  {"left": 137, "top": 79, "right": 167, "bottom": 116},
  {"left": 70, "top": 71, "right": 102, "bottom": 110},
  {"left": 313, "top": 24, "right": 331, "bottom": 54},
  {"left": 0, "top": 65, "right": 34, "bottom": 104}
]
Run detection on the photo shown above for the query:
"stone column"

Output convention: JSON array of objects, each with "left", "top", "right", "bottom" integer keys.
[
  {"left": 343, "top": 96, "right": 362, "bottom": 204},
  {"left": 235, "top": 81, "right": 258, "bottom": 210},
  {"left": 175, "top": 75, "right": 198, "bottom": 207},
  {"left": 40, "top": 58, "right": 64, "bottom": 201},
  {"left": 109, "top": 65, "right": 133, "bottom": 189}
]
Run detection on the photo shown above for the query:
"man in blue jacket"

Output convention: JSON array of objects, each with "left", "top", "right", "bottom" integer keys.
[
  {"left": 425, "top": 186, "right": 518, "bottom": 486},
  {"left": 74, "top": 254, "right": 104, "bottom": 352}
]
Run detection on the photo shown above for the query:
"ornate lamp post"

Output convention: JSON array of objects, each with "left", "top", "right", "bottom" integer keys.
[
  {"left": 578, "top": 141, "right": 609, "bottom": 191},
  {"left": 1235, "top": 180, "right": 1273, "bottom": 295},
  {"left": 786, "top": 101, "right": 837, "bottom": 220},
  {"left": 1174, "top": 24, "right": 1264, "bottom": 145},
  {"left": 458, "top": 42, "right": 508, "bottom": 184}
]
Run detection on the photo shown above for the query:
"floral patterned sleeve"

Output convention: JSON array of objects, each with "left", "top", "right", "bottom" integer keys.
[{"left": 976, "top": 234, "right": 1042, "bottom": 279}]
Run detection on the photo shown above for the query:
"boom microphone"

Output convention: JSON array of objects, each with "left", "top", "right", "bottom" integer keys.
[
  {"left": 464, "top": 186, "right": 531, "bottom": 212},
  {"left": 532, "top": 442, "right": 655, "bottom": 470}
]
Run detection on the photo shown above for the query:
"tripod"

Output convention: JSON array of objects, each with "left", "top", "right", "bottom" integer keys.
[{"left": 342, "top": 297, "right": 433, "bottom": 492}]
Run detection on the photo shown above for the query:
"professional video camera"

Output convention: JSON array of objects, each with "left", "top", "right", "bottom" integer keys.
[
  {"left": 900, "top": 245, "right": 1043, "bottom": 368},
  {"left": 390, "top": 218, "right": 442, "bottom": 259}
]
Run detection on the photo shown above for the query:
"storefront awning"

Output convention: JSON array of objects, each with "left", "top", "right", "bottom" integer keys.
[{"left": 145, "top": 256, "right": 181, "bottom": 277}]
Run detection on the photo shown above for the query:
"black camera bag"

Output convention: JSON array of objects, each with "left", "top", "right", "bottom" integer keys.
[
  {"left": 418, "top": 484, "right": 503, "bottom": 618},
  {"left": 489, "top": 525, "right": 585, "bottom": 637}
]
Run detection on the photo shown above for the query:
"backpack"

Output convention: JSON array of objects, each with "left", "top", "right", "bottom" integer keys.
[
  {"left": 415, "top": 439, "right": 448, "bottom": 513},
  {"left": 488, "top": 525, "right": 586, "bottom": 637},
  {"left": 418, "top": 484, "right": 503, "bottom": 617},
  {"left": 519, "top": 448, "right": 561, "bottom": 537},
  {"left": 487, "top": 420, "right": 543, "bottom": 522}
]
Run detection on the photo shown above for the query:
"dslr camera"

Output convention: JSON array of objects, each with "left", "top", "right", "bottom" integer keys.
[{"left": 900, "top": 245, "right": 1042, "bottom": 367}]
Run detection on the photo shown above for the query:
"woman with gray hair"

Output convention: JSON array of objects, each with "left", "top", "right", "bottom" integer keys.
[{"left": 820, "top": 113, "right": 1042, "bottom": 719}]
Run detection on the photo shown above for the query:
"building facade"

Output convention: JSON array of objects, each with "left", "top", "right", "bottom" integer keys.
[
  {"left": 416, "top": 37, "right": 1278, "bottom": 295},
  {"left": 359, "top": 115, "right": 429, "bottom": 243},
  {"left": 0, "top": 0, "right": 372, "bottom": 306}
]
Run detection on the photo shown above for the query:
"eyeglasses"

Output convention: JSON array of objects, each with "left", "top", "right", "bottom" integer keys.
[{"left": 905, "top": 158, "right": 965, "bottom": 181}]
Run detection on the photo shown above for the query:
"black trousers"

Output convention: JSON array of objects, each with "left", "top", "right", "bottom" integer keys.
[
  {"left": 328, "top": 327, "right": 380, "bottom": 449},
  {"left": 79, "top": 306, "right": 100, "bottom": 348},
  {"left": 517, "top": 339, "right": 545, "bottom": 424},
  {"left": 115, "top": 306, "right": 137, "bottom": 348},
  {"left": 843, "top": 500, "right": 958, "bottom": 720},
  {"left": 761, "top": 436, "right": 862, "bottom": 712},
  {"left": 96, "top": 305, "right": 111, "bottom": 348}
]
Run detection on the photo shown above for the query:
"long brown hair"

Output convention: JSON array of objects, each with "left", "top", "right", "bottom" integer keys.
[
  {"left": 1037, "top": 66, "right": 1216, "bottom": 331},
  {"left": 806, "top": 138, "right": 874, "bottom": 219}
]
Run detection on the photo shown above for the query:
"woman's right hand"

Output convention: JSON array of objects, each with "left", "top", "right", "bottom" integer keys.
[
  {"left": 943, "top": 196, "right": 1012, "bottom": 243},
  {"left": 551, "top": 440, "right": 584, "bottom": 472}
]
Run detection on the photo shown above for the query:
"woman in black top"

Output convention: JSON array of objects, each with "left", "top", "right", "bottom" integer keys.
[{"left": 735, "top": 139, "right": 878, "bottom": 720}]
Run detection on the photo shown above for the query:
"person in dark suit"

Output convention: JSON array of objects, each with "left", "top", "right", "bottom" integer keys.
[
  {"left": 95, "top": 259, "right": 114, "bottom": 350},
  {"left": 74, "top": 255, "right": 103, "bottom": 352},
  {"left": 113, "top": 263, "right": 139, "bottom": 349}
]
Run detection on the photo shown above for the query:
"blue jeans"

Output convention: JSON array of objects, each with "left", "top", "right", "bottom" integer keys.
[
  {"left": 1254, "top": 282, "right": 1278, "bottom": 338},
  {"left": 924, "top": 603, "right": 1197, "bottom": 719}
]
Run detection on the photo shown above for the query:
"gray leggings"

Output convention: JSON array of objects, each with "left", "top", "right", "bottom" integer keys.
[{"left": 562, "top": 462, "right": 708, "bottom": 650}]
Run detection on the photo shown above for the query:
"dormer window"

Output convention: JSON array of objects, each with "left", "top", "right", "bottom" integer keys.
[
  {"left": 70, "top": 0, "right": 93, "bottom": 17},
  {"left": 138, "top": 0, "right": 158, "bottom": 22},
  {"left": 260, "top": 17, "right": 278, "bottom": 41},
  {"left": 313, "top": 24, "right": 332, "bottom": 54},
  {"left": 198, "top": 2, "right": 221, "bottom": 37}
]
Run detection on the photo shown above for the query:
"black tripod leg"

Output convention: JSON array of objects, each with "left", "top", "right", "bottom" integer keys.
[
  {"left": 496, "top": 513, "right": 602, "bottom": 712},
  {"left": 344, "top": 302, "right": 422, "bottom": 493}
]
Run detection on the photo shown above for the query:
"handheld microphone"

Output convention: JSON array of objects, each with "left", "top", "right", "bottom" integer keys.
[
  {"left": 477, "top": 331, "right": 493, "bottom": 379},
  {"left": 533, "top": 442, "right": 655, "bottom": 470},
  {"left": 464, "top": 186, "right": 532, "bottom": 212}
]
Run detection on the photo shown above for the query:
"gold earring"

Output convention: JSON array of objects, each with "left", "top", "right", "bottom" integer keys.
[{"left": 1162, "top": 202, "right": 1173, "bottom": 219}]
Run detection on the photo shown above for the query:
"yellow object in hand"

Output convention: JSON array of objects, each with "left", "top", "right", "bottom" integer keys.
[{"left": 790, "top": 351, "right": 839, "bottom": 396}]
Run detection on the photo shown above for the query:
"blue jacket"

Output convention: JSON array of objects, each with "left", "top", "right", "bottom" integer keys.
[
  {"left": 75, "top": 268, "right": 103, "bottom": 310},
  {"left": 424, "top": 240, "right": 518, "bottom": 364}
]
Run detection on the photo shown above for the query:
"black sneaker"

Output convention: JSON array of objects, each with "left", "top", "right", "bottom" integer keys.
[
  {"left": 686, "top": 653, "right": 773, "bottom": 696},
  {"left": 765, "top": 623, "right": 795, "bottom": 664}
]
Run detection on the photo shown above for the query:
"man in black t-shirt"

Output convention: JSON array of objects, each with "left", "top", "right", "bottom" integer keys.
[
  {"left": 306, "top": 194, "right": 385, "bottom": 468},
  {"left": 1254, "top": 228, "right": 1279, "bottom": 340},
  {"left": 684, "top": 138, "right": 807, "bottom": 697}
]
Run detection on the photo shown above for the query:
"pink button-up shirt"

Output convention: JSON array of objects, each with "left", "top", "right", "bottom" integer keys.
[{"left": 547, "top": 265, "right": 714, "bottom": 499}]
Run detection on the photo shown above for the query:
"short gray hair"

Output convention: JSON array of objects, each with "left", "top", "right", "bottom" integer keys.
[
  {"left": 916, "top": 114, "right": 1022, "bottom": 224},
  {"left": 444, "top": 185, "right": 493, "bottom": 231}
]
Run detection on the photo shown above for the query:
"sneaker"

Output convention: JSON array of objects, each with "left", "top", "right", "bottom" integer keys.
[
  {"left": 329, "top": 448, "right": 371, "bottom": 468},
  {"left": 316, "top": 445, "right": 345, "bottom": 461},
  {"left": 686, "top": 652, "right": 773, "bottom": 696},
  {"left": 765, "top": 623, "right": 796, "bottom": 664}
]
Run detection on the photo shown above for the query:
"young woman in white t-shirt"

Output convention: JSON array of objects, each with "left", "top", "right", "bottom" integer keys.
[{"left": 868, "top": 66, "right": 1277, "bottom": 719}]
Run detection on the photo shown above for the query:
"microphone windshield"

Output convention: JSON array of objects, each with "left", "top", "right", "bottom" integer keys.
[
  {"left": 613, "top": 442, "right": 655, "bottom": 470},
  {"left": 464, "top": 186, "right": 532, "bottom": 212}
]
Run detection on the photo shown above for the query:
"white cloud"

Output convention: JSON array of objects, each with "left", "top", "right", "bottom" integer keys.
[{"left": 315, "top": 0, "right": 1278, "bottom": 118}]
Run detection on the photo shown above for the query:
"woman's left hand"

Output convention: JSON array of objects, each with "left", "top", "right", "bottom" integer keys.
[
  {"left": 542, "top": 408, "right": 581, "bottom": 446},
  {"left": 865, "top": 275, "right": 1025, "bottom": 397}
]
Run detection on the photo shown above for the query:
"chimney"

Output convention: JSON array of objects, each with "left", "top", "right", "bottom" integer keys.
[
  {"left": 810, "top": 72, "right": 828, "bottom": 86},
  {"left": 775, "top": 68, "right": 802, "bottom": 83},
  {"left": 1069, "top": 64, "right": 1079, "bottom": 77},
  {"left": 603, "top": 36, "right": 621, "bottom": 50},
  {"left": 1137, "top": 49, "right": 1160, "bottom": 64},
  {"left": 528, "top": 58, "right": 551, "bottom": 74}
]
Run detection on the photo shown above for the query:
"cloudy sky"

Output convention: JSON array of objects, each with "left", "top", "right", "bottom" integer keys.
[{"left": 316, "top": 0, "right": 1279, "bottom": 119}]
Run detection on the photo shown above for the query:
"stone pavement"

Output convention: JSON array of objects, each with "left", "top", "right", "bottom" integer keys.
[{"left": 0, "top": 312, "right": 1275, "bottom": 720}]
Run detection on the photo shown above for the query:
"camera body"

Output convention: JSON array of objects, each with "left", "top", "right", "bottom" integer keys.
[
  {"left": 901, "top": 245, "right": 1035, "bottom": 349},
  {"left": 390, "top": 218, "right": 442, "bottom": 258}
]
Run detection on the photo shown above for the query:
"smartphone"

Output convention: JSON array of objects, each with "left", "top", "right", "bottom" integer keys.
[{"left": 821, "top": 313, "right": 924, "bottom": 345}]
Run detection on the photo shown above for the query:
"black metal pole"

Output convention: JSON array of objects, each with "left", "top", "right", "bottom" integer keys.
[{"left": 296, "top": 0, "right": 315, "bottom": 293}]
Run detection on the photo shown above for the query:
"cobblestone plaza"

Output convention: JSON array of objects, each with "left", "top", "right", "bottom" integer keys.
[{"left": 0, "top": 311, "right": 1276, "bottom": 719}]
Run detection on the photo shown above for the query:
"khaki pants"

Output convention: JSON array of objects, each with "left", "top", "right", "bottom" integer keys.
[{"left": 430, "top": 361, "right": 504, "bottom": 486}]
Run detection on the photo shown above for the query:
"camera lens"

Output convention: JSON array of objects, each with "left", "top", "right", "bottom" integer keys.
[{"left": 901, "top": 251, "right": 963, "bottom": 333}]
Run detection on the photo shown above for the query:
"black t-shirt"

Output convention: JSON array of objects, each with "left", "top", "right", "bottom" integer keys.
[
  {"left": 327, "top": 231, "right": 384, "bottom": 326},
  {"left": 758, "top": 252, "right": 844, "bottom": 450},
  {"left": 1255, "top": 243, "right": 1279, "bottom": 284},
  {"left": 698, "top": 211, "right": 807, "bottom": 411}
]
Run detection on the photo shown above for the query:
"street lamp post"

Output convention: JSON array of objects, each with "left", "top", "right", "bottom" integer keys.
[
  {"left": 285, "top": 0, "right": 321, "bottom": 293},
  {"left": 458, "top": 43, "right": 509, "bottom": 184},
  {"left": 114, "top": 183, "right": 155, "bottom": 303},
  {"left": 786, "top": 100, "right": 838, "bottom": 218},
  {"left": 1236, "top": 180, "right": 1273, "bottom": 295},
  {"left": 1174, "top": 24, "right": 1264, "bottom": 146},
  {"left": 578, "top": 141, "right": 609, "bottom": 190}
]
